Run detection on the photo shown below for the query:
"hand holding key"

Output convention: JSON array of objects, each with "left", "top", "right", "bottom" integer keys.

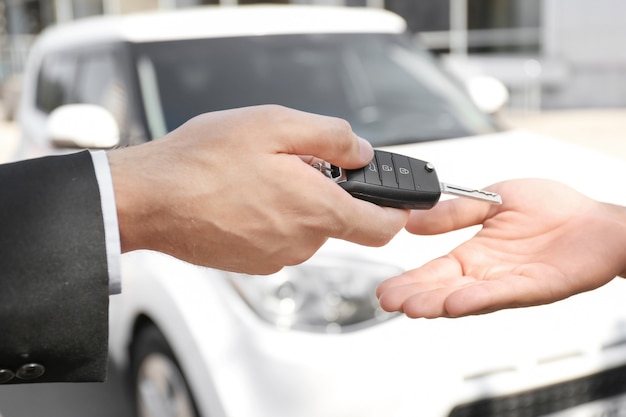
[
  {"left": 109, "top": 105, "right": 409, "bottom": 274},
  {"left": 376, "top": 178, "right": 626, "bottom": 318}
]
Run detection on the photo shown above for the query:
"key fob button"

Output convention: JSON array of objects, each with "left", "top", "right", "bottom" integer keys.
[
  {"left": 409, "top": 158, "right": 438, "bottom": 192},
  {"left": 376, "top": 151, "right": 398, "bottom": 188},
  {"left": 363, "top": 159, "right": 382, "bottom": 185},
  {"left": 392, "top": 154, "right": 415, "bottom": 190}
]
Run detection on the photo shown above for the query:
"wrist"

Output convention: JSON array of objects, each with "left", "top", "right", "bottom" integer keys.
[
  {"left": 107, "top": 146, "right": 154, "bottom": 254},
  {"left": 603, "top": 202, "right": 626, "bottom": 279}
]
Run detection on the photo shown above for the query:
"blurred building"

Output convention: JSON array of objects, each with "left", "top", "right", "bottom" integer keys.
[
  {"left": 409, "top": 0, "right": 626, "bottom": 111},
  {"left": 1, "top": 0, "right": 625, "bottom": 110}
]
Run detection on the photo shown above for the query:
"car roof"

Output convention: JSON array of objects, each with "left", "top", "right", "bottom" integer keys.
[{"left": 36, "top": 5, "right": 407, "bottom": 50}]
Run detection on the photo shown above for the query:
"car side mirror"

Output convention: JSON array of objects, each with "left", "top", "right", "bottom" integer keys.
[
  {"left": 465, "top": 76, "right": 510, "bottom": 114},
  {"left": 47, "top": 104, "right": 120, "bottom": 149}
]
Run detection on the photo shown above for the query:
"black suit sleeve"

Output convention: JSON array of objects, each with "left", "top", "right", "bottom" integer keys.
[{"left": 0, "top": 150, "right": 109, "bottom": 384}]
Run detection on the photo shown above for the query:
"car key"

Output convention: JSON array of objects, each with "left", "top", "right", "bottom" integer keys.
[{"left": 313, "top": 150, "right": 501, "bottom": 209}]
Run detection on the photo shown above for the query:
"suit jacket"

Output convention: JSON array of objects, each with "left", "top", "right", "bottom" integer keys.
[{"left": 0, "top": 150, "right": 109, "bottom": 384}]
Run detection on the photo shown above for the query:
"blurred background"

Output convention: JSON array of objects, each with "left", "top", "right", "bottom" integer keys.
[
  {"left": 1, "top": 0, "right": 626, "bottom": 162},
  {"left": 0, "top": 1, "right": 625, "bottom": 416}
]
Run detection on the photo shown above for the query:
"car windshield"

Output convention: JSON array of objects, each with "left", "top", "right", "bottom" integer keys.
[{"left": 131, "top": 33, "right": 498, "bottom": 146}]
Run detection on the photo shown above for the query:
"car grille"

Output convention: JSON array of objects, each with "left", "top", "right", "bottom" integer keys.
[{"left": 448, "top": 363, "right": 626, "bottom": 417}]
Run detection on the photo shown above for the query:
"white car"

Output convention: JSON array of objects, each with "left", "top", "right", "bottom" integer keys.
[{"left": 17, "top": 5, "right": 626, "bottom": 417}]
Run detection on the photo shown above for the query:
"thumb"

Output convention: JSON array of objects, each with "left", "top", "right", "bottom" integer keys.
[{"left": 273, "top": 107, "right": 374, "bottom": 169}]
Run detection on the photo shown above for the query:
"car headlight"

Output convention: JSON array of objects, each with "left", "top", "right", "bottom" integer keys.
[{"left": 228, "top": 256, "right": 401, "bottom": 333}]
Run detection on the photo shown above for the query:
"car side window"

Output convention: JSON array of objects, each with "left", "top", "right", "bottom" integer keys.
[
  {"left": 35, "top": 54, "right": 77, "bottom": 113},
  {"left": 75, "top": 51, "right": 130, "bottom": 139}
]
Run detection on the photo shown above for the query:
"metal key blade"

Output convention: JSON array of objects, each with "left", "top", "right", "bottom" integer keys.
[{"left": 440, "top": 182, "right": 502, "bottom": 205}]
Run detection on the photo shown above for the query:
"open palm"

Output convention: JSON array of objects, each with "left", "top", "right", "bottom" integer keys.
[{"left": 376, "top": 178, "right": 626, "bottom": 318}]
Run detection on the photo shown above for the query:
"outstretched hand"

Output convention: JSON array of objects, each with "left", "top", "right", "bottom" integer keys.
[
  {"left": 376, "top": 178, "right": 626, "bottom": 318},
  {"left": 108, "top": 105, "right": 409, "bottom": 275}
]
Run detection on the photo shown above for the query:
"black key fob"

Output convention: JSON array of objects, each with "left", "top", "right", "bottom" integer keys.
[
  {"left": 334, "top": 150, "right": 442, "bottom": 210},
  {"left": 315, "top": 150, "right": 502, "bottom": 209}
]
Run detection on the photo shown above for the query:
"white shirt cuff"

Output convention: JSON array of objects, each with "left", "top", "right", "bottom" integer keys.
[{"left": 90, "top": 150, "right": 122, "bottom": 294}]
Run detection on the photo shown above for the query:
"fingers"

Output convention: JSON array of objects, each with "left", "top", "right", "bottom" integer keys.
[
  {"left": 386, "top": 281, "right": 504, "bottom": 318},
  {"left": 263, "top": 105, "right": 374, "bottom": 169},
  {"left": 374, "top": 255, "right": 484, "bottom": 318},
  {"left": 435, "top": 273, "right": 561, "bottom": 317},
  {"left": 405, "top": 195, "right": 498, "bottom": 235},
  {"left": 376, "top": 271, "right": 511, "bottom": 319},
  {"left": 304, "top": 167, "right": 409, "bottom": 246},
  {"left": 377, "top": 261, "right": 570, "bottom": 318},
  {"left": 376, "top": 256, "right": 467, "bottom": 316},
  {"left": 337, "top": 202, "right": 410, "bottom": 246}
]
